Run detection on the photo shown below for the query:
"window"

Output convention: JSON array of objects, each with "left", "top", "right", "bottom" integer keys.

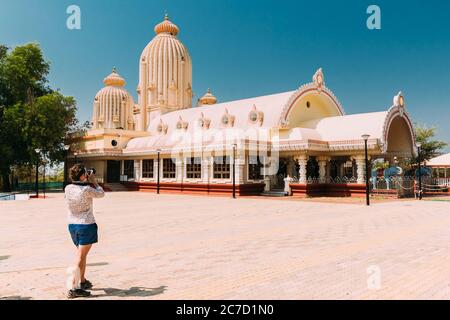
[
  {"left": 213, "top": 156, "right": 231, "bottom": 179},
  {"left": 249, "top": 111, "right": 258, "bottom": 123},
  {"left": 142, "top": 159, "right": 154, "bottom": 178},
  {"left": 124, "top": 160, "right": 134, "bottom": 179},
  {"left": 221, "top": 115, "right": 229, "bottom": 126},
  {"left": 163, "top": 158, "right": 176, "bottom": 178},
  {"left": 248, "top": 156, "right": 264, "bottom": 180},
  {"left": 186, "top": 157, "right": 202, "bottom": 179},
  {"left": 221, "top": 110, "right": 235, "bottom": 127}
]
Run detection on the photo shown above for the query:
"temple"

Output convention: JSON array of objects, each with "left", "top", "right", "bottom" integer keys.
[{"left": 71, "top": 15, "right": 417, "bottom": 197}]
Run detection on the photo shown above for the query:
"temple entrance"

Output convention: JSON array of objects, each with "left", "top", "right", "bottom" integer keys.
[
  {"left": 306, "top": 157, "right": 319, "bottom": 180},
  {"left": 107, "top": 160, "right": 121, "bottom": 183},
  {"left": 329, "top": 160, "right": 340, "bottom": 180},
  {"left": 275, "top": 158, "right": 288, "bottom": 188}
]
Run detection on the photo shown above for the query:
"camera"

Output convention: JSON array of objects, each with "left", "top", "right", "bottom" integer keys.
[{"left": 86, "top": 168, "right": 96, "bottom": 176}]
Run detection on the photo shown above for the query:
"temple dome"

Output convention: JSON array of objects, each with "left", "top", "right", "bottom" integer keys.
[
  {"left": 198, "top": 88, "right": 217, "bottom": 105},
  {"left": 137, "top": 14, "right": 193, "bottom": 131},
  {"left": 103, "top": 67, "right": 126, "bottom": 87},
  {"left": 92, "top": 68, "right": 135, "bottom": 130},
  {"left": 154, "top": 14, "right": 179, "bottom": 36}
]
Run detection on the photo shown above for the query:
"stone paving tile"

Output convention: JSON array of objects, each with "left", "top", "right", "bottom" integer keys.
[{"left": 1, "top": 192, "right": 450, "bottom": 299}]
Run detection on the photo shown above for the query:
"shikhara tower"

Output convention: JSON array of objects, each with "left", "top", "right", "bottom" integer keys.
[{"left": 137, "top": 14, "right": 193, "bottom": 130}]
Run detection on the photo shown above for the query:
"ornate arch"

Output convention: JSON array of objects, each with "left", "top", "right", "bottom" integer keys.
[
  {"left": 381, "top": 92, "right": 416, "bottom": 156},
  {"left": 278, "top": 68, "right": 345, "bottom": 127}
]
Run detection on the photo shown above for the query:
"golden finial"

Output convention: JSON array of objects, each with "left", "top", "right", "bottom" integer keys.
[
  {"left": 112, "top": 66, "right": 117, "bottom": 73},
  {"left": 164, "top": 13, "right": 169, "bottom": 20}
]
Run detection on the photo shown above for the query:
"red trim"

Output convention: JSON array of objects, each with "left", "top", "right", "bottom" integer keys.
[
  {"left": 290, "top": 183, "right": 368, "bottom": 197},
  {"left": 124, "top": 182, "right": 265, "bottom": 196}
]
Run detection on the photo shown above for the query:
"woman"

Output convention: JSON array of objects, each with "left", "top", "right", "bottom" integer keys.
[{"left": 65, "top": 163, "right": 105, "bottom": 298}]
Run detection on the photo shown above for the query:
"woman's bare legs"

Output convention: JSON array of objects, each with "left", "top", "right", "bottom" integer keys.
[{"left": 76, "top": 244, "right": 92, "bottom": 283}]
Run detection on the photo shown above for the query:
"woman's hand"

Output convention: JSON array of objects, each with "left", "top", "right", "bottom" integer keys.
[{"left": 88, "top": 173, "right": 98, "bottom": 186}]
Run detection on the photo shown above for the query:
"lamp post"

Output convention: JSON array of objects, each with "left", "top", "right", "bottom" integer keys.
[
  {"left": 63, "top": 145, "right": 70, "bottom": 188},
  {"left": 34, "top": 148, "right": 41, "bottom": 198},
  {"left": 232, "top": 144, "right": 237, "bottom": 199},
  {"left": 361, "top": 134, "right": 370, "bottom": 206},
  {"left": 42, "top": 157, "right": 46, "bottom": 199},
  {"left": 417, "top": 142, "right": 422, "bottom": 200},
  {"left": 74, "top": 152, "right": 78, "bottom": 163},
  {"left": 156, "top": 149, "right": 161, "bottom": 194}
]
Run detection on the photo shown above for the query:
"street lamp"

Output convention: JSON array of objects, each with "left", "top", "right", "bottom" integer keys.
[
  {"left": 156, "top": 149, "right": 161, "bottom": 194},
  {"left": 63, "top": 144, "right": 70, "bottom": 188},
  {"left": 42, "top": 157, "right": 46, "bottom": 199},
  {"left": 34, "top": 148, "right": 41, "bottom": 198},
  {"left": 232, "top": 144, "right": 237, "bottom": 199},
  {"left": 417, "top": 142, "right": 422, "bottom": 200},
  {"left": 74, "top": 152, "right": 78, "bottom": 163},
  {"left": 361, "top": 134, "right": 370, "bottom": 206}
]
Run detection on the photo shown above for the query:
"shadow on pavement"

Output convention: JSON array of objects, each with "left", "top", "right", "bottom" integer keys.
[
  {"left": 0, "top": 255, "right": 11, "bottom": 261},
  {"left": 91, "top": 286, "right": 167, "bottom": 298},
  {"left": 87, "top": 262, "right": 109, "bottom": 267},
  {"left": 0, "top": 296, "right": 32, "bottom": 300}
]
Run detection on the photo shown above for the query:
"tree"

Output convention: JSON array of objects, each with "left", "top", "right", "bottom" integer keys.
[
  {"left": 0, "top": 43, "right": 80, "bottom": 192},
  {"left": 415, "top": 124, "right": 448, "bottom": 162}
]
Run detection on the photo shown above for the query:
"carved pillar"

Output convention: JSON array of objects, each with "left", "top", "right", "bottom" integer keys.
[
  {"left": 234, "top": 153, "right": 245, "bottom": 184},
  {"left": 353, "top": 155, "right": 366, "bottom": 184},
  {"left": 294, "top": 155, "right": 308, "bottom": 184},
  {"left": 176, "top": 158, "right": 183, "bottom": 183},
  {"left": 201, "top": 157, "right": 212, "bottom": 184},
  {"left": 134, "top": 160, "right": 142, "bottom": 182},
  {"left": 153, "top": 158, "right": 160, "bottom": 181},
  {"left": 317, "top": 156, "right": 330, "bottom": 184}
]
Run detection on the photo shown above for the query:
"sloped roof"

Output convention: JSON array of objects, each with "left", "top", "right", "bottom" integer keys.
[
  {"left": 124, "top": 87, "right": 416, "bottom": 154},
  {"left": 148, "top": 90, "right": 295, "bottom": 132},
  {"left": 427, "top": 153, "right": 450, "bottom": 166},
  {"left": 300, "top": 111, "right": 388, "bottom": 141}
]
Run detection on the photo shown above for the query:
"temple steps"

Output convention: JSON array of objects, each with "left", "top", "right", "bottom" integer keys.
[{"left": 260, "top": 189, "right": 289, "bottom": 197}]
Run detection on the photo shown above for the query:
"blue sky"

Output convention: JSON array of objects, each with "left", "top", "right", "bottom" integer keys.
[{"left": 1, "top": 0, "right": 449, "bottom": 150}]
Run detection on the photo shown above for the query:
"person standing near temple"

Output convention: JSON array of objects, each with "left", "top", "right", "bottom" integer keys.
[{"left": 64, "top": 163, "right": 105, "bottom": 298}]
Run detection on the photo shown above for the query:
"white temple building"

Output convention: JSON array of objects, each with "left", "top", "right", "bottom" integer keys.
[{"left": 71, "top": 15, "right": 417, "bottom": 197}]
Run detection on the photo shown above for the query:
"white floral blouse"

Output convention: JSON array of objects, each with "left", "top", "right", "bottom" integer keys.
[{"left": 65, "top": 184, "right": 105, "bottom": 225}]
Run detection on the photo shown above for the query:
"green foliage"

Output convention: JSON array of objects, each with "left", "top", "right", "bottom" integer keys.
[
  {"left": 0, "top": 43, "right": 50, "bottom": 106},
  {"left": 401, "top": 124, "right": 448, "bottom": 173},
  {"left": 26, "top": 93, "right": 78, "bottom": 164},
  {"left": 0, "top": 43, "right": 80, "bottom": 191},
  {"left": 415, "top": 125, "right": 448, "bottom": 161},
  {"left": 373, "top": 161, "right": 389, "bottom": 170}
]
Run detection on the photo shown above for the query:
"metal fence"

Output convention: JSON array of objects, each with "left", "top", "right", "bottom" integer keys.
[{"left": 288, "top": 175, "right": 448, "bottom": 198}]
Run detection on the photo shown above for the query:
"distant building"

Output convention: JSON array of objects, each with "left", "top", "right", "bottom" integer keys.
[
  {"left": 426, "top": 153, "right": 450, "bottom": 178},
  {"left": 71, "top": 15, "right": 417, "bottom": 197}
]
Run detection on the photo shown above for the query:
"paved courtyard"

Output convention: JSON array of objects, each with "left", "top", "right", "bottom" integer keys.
[{"left": 1, "top": 192, "right": 450, "bottom": 300}]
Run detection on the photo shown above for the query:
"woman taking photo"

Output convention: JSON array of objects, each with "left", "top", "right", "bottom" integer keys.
[{"left": 65, "top": 163, "right": 105, "bottom": 298}]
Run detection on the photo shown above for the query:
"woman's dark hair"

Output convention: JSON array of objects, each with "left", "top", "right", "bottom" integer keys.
[{"left": 69, "top": 163, "right": 86, "bottom": 182}]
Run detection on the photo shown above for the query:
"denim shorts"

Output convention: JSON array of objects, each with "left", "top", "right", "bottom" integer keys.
[{"left": 68, "top": 223, "right": 98, "bottom": 246}]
